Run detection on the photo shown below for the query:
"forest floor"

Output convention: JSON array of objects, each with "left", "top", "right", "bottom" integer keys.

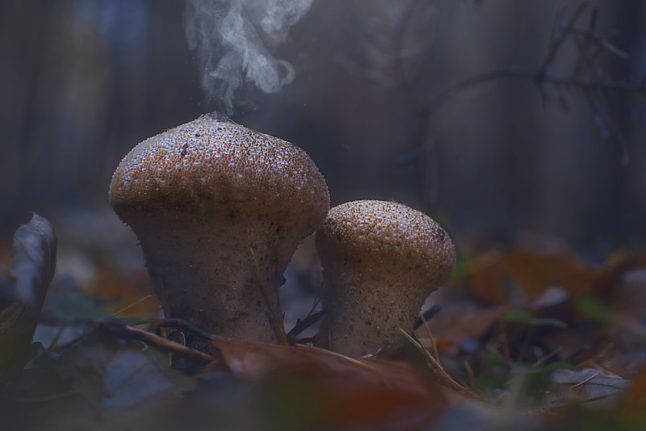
[{"left": 0, "top": 210, "right": 645, "bottom": 431}]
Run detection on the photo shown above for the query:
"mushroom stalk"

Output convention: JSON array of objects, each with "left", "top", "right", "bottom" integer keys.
[{"left": 130, "top": 213, "right": 290, "bottom": 342}]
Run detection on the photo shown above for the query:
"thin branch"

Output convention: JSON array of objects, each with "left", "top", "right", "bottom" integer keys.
[
  {"left": 101, "top": 320, "right": 216, "bottom": 363},
  {"left": 155, "top": 318, "right": 216, "bottom": 341},
  {"left": 569, "top": 27, "right": 628, "bottom": 61},
  {"left": 413, "top": 304, "right": 442, "bottom": 330},
  {"left": 399, "top": 328, "right": 479, "bottom": 399},
  {"left": 249, "top": 248, "right": 289, "bottom": 345},
  {"left": 427, "top": 68, "right": 646, "bottom": 113},
  {"left": 287, "top": 310, "right": 326, "bottom": 342},
  {"left": 537, "top": 2, "right": 589, "bottom": 78},
  {"left": 112, "top": 295, "right": 153, "bottom": 317},
  {"left": 419, "top": 314, "right": 440, "bottom": 361}
]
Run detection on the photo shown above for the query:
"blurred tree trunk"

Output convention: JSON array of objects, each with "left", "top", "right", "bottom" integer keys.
[{"left": 0, "top": 0, "right": 52, "bottom": 225}]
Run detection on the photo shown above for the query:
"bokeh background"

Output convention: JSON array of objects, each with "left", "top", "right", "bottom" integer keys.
[
  {"left": 2, "top": 3, "right": 646, "bottom": 429},
  {"left": 2, "top": 0, "right": 646, "bottom": 258}
]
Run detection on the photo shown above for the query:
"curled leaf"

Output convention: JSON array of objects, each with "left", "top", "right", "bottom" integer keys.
[
  {"left": 0, "top": 213, "right": 57, "bottom": 380},
  {"left": 8, "top": 213, "right": 56, "bottom": 309}
]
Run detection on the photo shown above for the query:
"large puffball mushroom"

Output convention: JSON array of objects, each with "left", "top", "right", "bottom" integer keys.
[
  {"left": 316, "top": 200, "right": 455, "bottom": 356},
  {"left": 109, "top": 114, "right": 329, "bottom": 343}
]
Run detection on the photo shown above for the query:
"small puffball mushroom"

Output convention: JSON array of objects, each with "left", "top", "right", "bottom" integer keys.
[
  {"left": 109, "top": 114, "right": 329, "bottom": 344},
  {"left": 316, "top": 200, "right": 455, "bottom": 356}
]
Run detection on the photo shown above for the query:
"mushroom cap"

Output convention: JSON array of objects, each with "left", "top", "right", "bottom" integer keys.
[
  {"left": 109, "top": 114, "right": 329, "bottom": 220},
  {"left": 317, "top": 200, "right": 455, "bottom": 283}
]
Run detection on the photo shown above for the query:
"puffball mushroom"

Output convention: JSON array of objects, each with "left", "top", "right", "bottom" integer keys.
[
  {"left": 316, "top": 200, "right": 455, "bottom": 356},
  {"left": 109, "top": 114, "right": 329, "bottom": 343}
]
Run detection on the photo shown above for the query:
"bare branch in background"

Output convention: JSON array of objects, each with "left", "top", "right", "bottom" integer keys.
[
  {"left": 429, "top": 69, "right": 645, "bottom": 110},
  {"left": 342, "top": 0, "right": 438, "bottom": 88},
  {"left": 424, "top": 3, "right": 645, "bottom": 165}
]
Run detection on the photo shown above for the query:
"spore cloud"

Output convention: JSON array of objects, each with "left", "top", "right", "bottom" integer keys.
[{"left": 184, "top": 0, "right": 313, "bottom": 113}]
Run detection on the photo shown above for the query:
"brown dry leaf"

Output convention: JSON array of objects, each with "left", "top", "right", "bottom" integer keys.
[
  {"left": 93, "top": 263, "right": 160, "bottom": 318},
  {"left": 468, "top": 248, "right": 646, "bottom": 300},
  {"left": 204, "top": 336, "right": 447, "bottom": 428},
  {"left": 418, "top": 303, "right": 510, "bottom": 353},
  {"left": 612, "top": 268, "right": 646, "bottom": 320},
  {"left": 618, "top": 367, "right": 646, "bottom": 423},
  {"left": 466, "top": 251, "right": 508, "bottom": 305},
  {"left": 501, "top": 249, "right": 632, "bottom": 298}
]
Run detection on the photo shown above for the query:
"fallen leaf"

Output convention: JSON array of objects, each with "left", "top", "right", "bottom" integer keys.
[
  {"left": 92, "top": 264, "right": 159, "bottom": 318},
  {"left": 465, "top": 251, "right": 508, "bottom": 305},
  {"left": 417, "top": 303, "right": 510, "bottom": 353},
  {"left": 0, "top": 214, "right": 56, "bottom": 380},
  {"left": 618, "top": 367, "right": 646, "bottom": 423},
  {"left": 8, "top": 213, "right": 56, "bottom": 308},
  {"left": 500, "top": 249, "right": 640, "bottom": 299},
  {"left": 103, "top": 349, "right": 173, "bottom": 408},
  {"left": 204, "top": 336, "right": 447, "bottom": 429},
  {"left": 467, "top": 249, "right": 646, "bottom": 301},
  {"left": 549, "top": 368, "right": 629, "bottom": 405}
]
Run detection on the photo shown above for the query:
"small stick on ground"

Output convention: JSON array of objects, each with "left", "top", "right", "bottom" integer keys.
[
  {"left": 420, "top": 314, "right": 440, "bottom": 361},
  {"left": 287, "top": 310, "right": 326, "bottom": 342},
  {"left": 102, "top": 320, "right": 216, "bottom": 363},
  {"left": 399, "top": 328, "right": 479, "bottom": 399},
  {"left": 249, "top": 248, "right": 289, "bottom": 345},
  {"left": 156, "top": 318, "right": 216, "bottom": 340},
  {"left": 112, "top": 295, "right": 153, "bottom": 317}
]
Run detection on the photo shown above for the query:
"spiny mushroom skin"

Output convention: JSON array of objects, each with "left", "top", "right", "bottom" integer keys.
[
  {"left": 109, "top": 114, "right": 329, "bottom": 343},
  {"left": 316, "top": 200, "right": 455, "bottom": 356}
]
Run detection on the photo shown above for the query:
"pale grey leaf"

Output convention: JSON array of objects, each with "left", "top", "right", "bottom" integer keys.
[{"left": 8, "top": 213, "right": 57, "bottom": 311}]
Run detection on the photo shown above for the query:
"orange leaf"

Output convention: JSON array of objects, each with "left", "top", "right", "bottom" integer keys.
[
  {"left": 203, "top": 336, "right": 447, "bottom": 428},
  {"left": 467, "top": 251, "right": 508, "bottom": 305},
  {"left": 468, "top": 248, "right": 645, "bottom": 300},
  {"left": 419, "top": 304, "right": 510, "bottom": 353},
  {"left": 619, "top": 367, "right": 646, "bottom": 423},
  {"left": 93, "top": 264, "right": 160, "bottom": 318}
]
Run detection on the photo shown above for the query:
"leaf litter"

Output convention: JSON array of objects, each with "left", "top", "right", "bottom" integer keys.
[{"left": 0, "top": 213, "right": 645, "bottom": 430}]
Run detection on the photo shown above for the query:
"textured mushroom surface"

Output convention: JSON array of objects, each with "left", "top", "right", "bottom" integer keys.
[
  {"left": 110, "top": 113, "right": 327, "bottom": 214},
  {"left": 110, "top": 114, "right": 329, "bottom": 345},
  {"left": 316, "top": 200, "right": 455, "bottom": 356}
]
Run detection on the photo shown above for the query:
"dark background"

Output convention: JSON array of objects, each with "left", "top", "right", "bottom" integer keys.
[{"left": 2, "top": 0, "right": 646, "bottom": 258}]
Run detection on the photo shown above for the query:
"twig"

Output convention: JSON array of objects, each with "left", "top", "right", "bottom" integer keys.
[
  {"left": 464, "top": 361, "right": 476, "bottom": 387},
  {"left": 112, "top": 295, "right": 153, "bottom": 317},
  {"left": 573, "top": 8, "right": 599, "bottom": 76},
  {"left": 399, "top": 328, "right": 479, "bottom": 399},
  {"left": 419, "top": 313, "right": 440, "bottom": 360},
  {"left": 428, "top": 68, "right": 646, "bottom": 113},
  {"left": 155, "top": 318, "right": 215, "bottom": 341},
  {"left": 101, "top": 320, "right": 215, "bottom": 363},
  {"left": 500, "top": 319, "right": 510, "bottom": 362},
  {"left": 518, "top": 326, "right": 535, "bottom": 363},
  {"left": 424, "top": 3, "right": 642, "bottom": 167},
  {"left": 6, "top": 390, "right": 81, "bottom": 404},
  {"left": 571, "top": 370, "right": 600, "bottom": 389},
  {"left": 532, "top": 348, "right": 561, "bottom": 369},
  {"left": 413, "top": 304, "right": 442, "bottom": 330},
  {"left": 567, "top": 10, "right": 631, "bottom": 164},
  {"left": 305, "top": 293, "right": 322, "bottom": 321},
  {"left": 287, "top": 310, "right": 326, "bottom": 341},
  {"left": 538, "top": 2, "right": 589, "bottom": 78},
  {"left": 249, "top": 248, "right": 288, "bottom": 345}
]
